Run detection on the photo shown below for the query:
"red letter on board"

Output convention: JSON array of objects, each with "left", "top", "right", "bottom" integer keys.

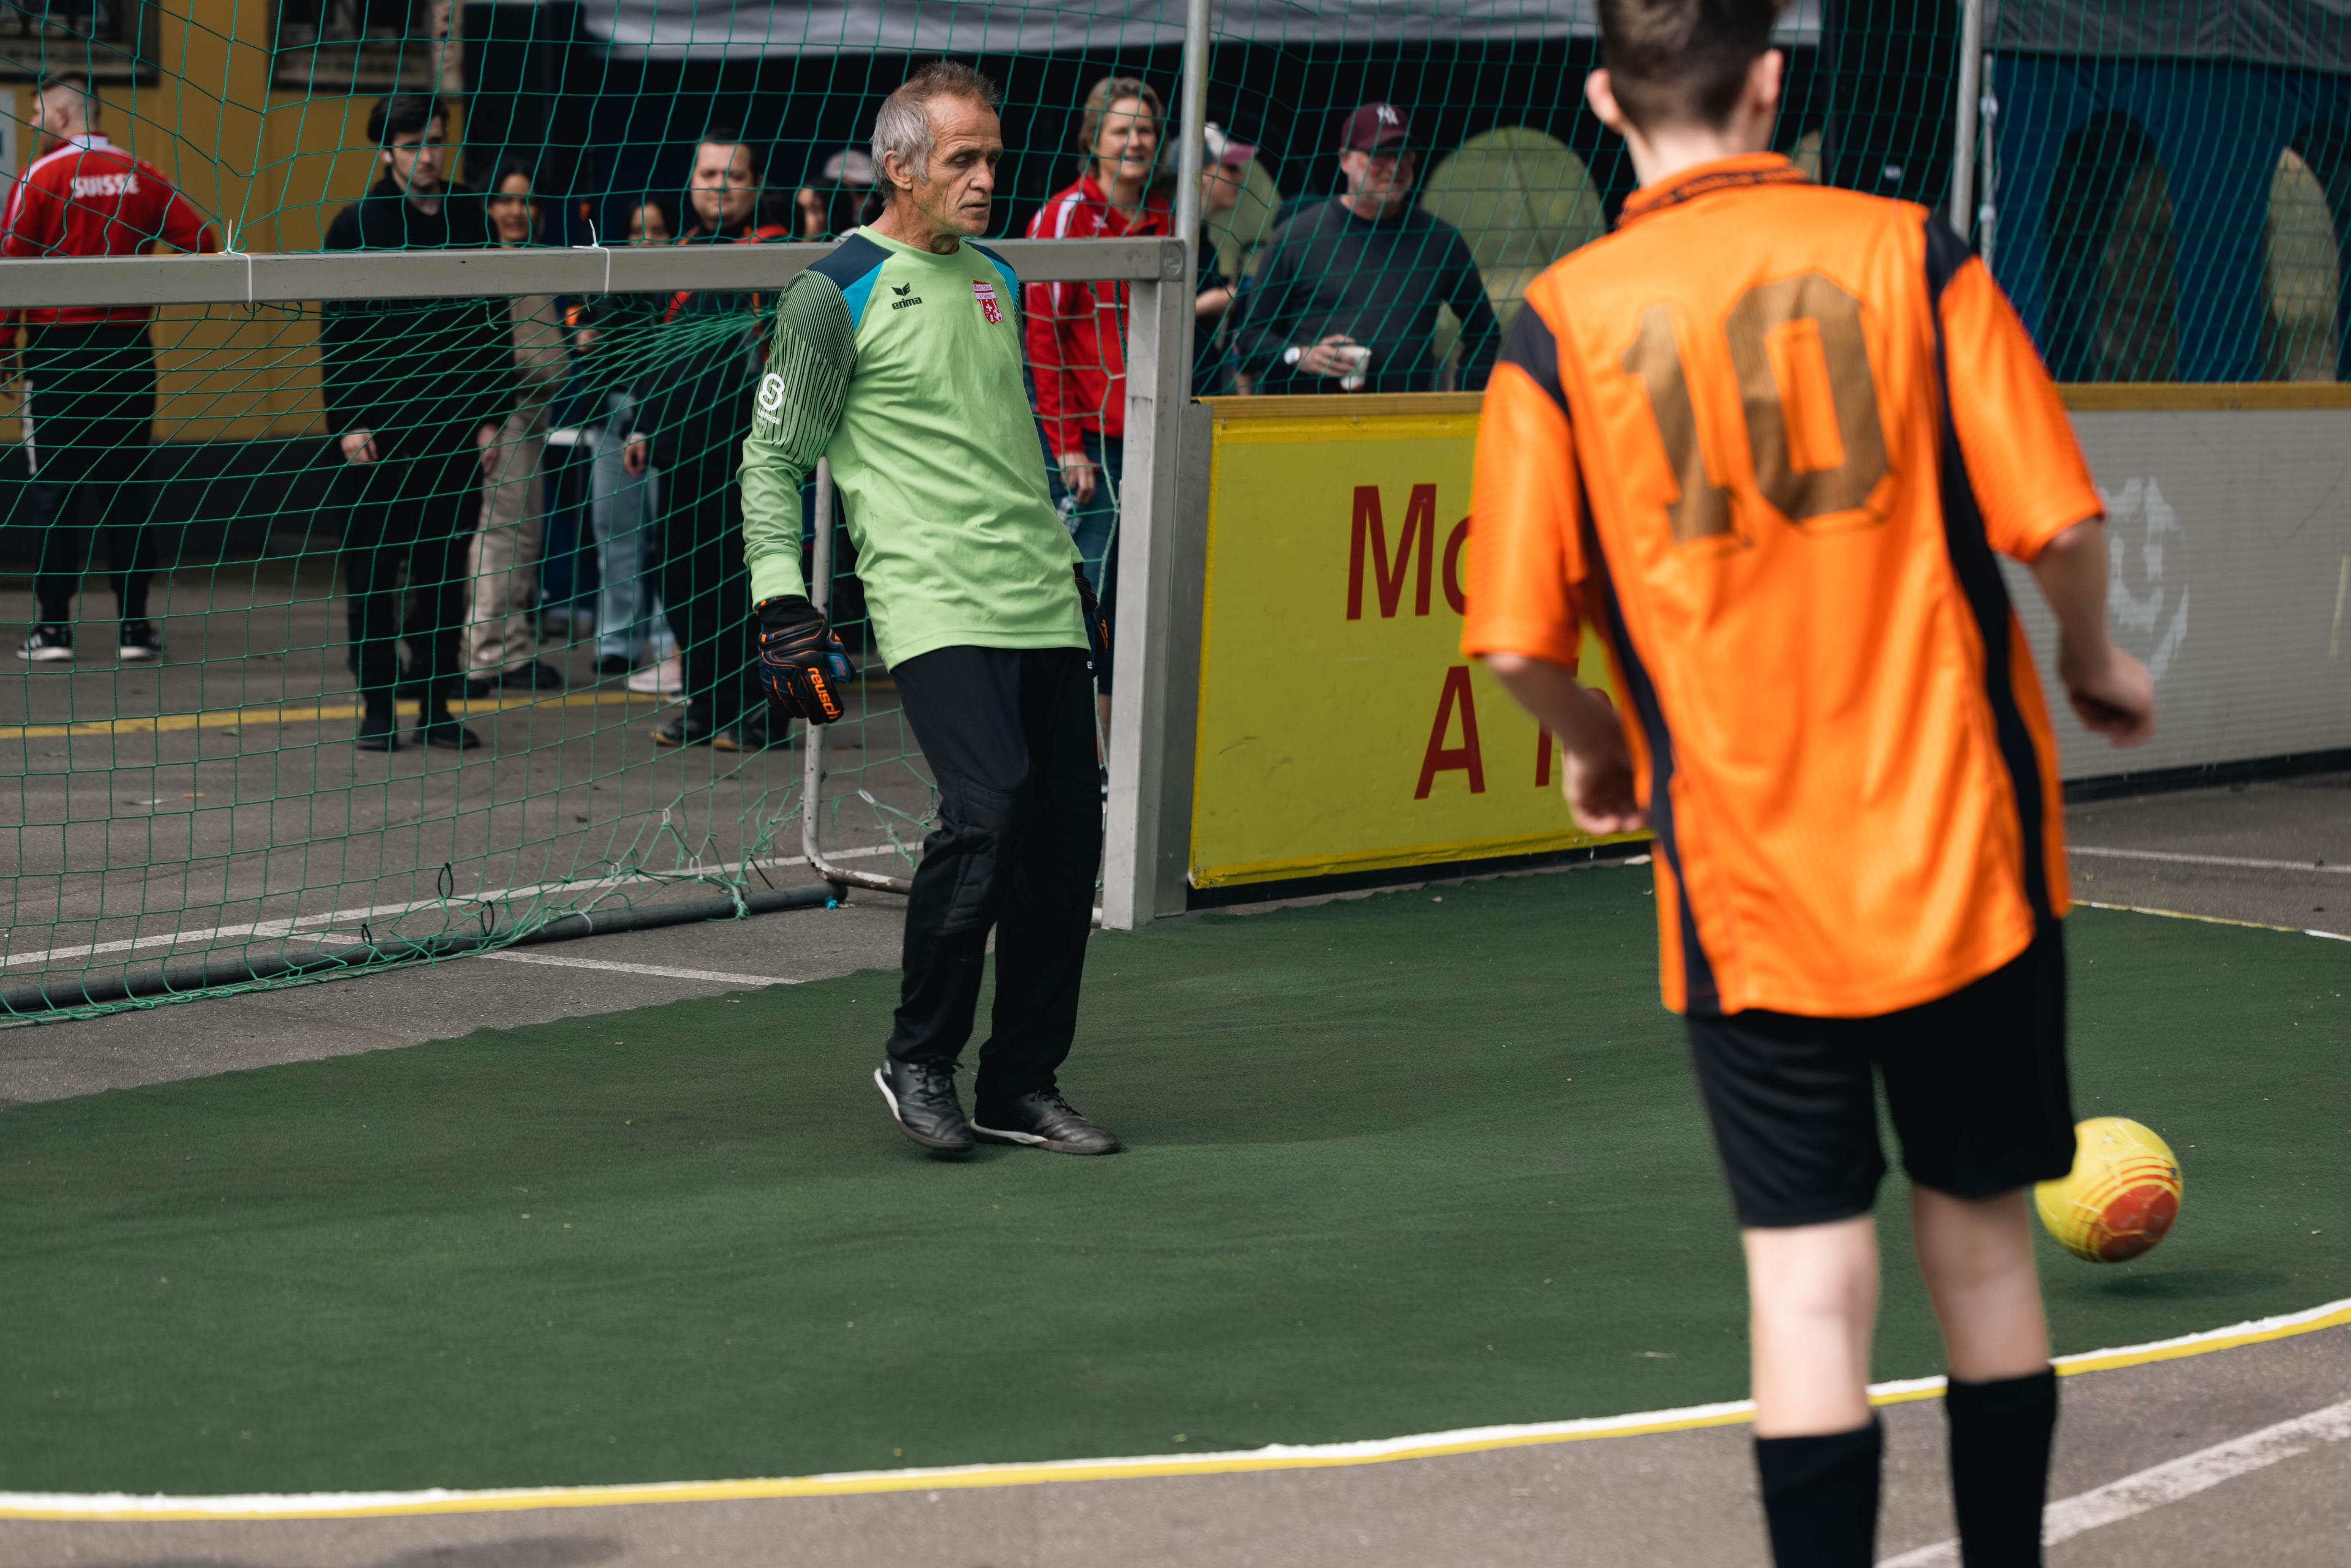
[
  {"left": 1348, "top": 483, "right": 1436, "bottom": 620},
  {"left": 1415, "top": 666, "right": 1487, "bottom": 799}
]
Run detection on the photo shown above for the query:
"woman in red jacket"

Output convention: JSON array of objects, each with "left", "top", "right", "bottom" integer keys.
[{"left": 1024, "top": 75, "right": 1172, "bottom": 708}]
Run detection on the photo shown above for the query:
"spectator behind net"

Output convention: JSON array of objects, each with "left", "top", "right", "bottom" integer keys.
[
  {"left": 1232, "top": 101, "right": 1501, "bottom": 393},
  {"left": 319, "top": 92, "right": 512, "bottom": 753},
  {"left": 463, "top": 157, "right": 570, "bottom": 698},
  {"left": 623, "top": 129, "right": 788, "bottom": 751},
  {"left": 1024, "top": 74, "right": 1173, "bottom": 722},
  {"left": 572, "top": 197, "right": 680, "bottom": 688},
  {"left": 7, "top": 73, "right": 217, "bottom": 667},
  {"left": 795, "top": 146, "right": 885, "bottom": 239},
  {"left": 1191, "top": 120, "right": 1256, "bottom": 396}
]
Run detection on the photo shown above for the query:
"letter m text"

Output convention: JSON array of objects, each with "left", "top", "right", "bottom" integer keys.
[{"left": 1347, "top": 483, "right": 1436, "bottom": 620}]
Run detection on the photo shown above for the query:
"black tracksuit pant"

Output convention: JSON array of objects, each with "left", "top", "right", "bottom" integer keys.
[
  {"left": 25, "top": 324, "right": 158, "bottom": 625},
  {"left": 339, "top": 438, "right": 486, "bottom": 705},
  {"left": 659, "top": 444, "right": 759, "bottom": 728},
  {"left": 885, "top": 645, "right": 1101, "bottom": 1102}
]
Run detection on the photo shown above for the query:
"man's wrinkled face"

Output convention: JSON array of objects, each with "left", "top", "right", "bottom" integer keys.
[
  {"left": 382, "top": 123, "right": 446, "bottom": 196},
  {"left": 1340, "top": 145, "right": 1417, "bottom": 215},
  {"left": 689, "top": 141, "right": 760, "bottom": 230},
  {"left": 894, "top": 95, "right": 1003, "bottom": 239}
]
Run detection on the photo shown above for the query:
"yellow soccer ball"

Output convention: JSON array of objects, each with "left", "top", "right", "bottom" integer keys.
[{"left": 2036, "top": 1117, "right": 2184, "bottom": 1262}]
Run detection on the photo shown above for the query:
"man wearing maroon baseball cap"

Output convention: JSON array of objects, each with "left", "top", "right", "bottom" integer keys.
[{"left": 1230, "top": 99, "right": 1500, "bottom": 394}]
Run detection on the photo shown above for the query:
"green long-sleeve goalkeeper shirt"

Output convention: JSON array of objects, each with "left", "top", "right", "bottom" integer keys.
[{"left": 737, "top": 228, "right": 1085, "bottom": 669}]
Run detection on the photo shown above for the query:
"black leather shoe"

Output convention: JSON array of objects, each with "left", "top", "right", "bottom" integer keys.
[
  {"left": 415, "top": 710, "right": 482, "bottom": 750},
  {"left": 973, "top": 1089, "right": 1122, "bottom": 1155},
  {"left": 354, "top": 703, "right": 401, "bottom": 752},
  {"left": 503, "top": 659, "right": 565, "bottom": 691},
  {"left": 652, "top": 707, "right": 716, "bottom": 748},
  {"left": 875, "top": 1060, "right": 975, "bottom": 1154}
]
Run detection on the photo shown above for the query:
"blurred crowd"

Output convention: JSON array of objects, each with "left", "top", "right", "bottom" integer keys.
[{"left": 13, "top": 72, "right": 1506, "bottom": 757}]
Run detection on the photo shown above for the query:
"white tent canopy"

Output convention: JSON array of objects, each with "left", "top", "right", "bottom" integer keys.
[{"left": 574, "top": 0, "right": 1820, "bottom": 59}]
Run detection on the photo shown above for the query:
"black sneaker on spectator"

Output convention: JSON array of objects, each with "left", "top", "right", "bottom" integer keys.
[
  {"left": 596, "top": 652, "right": 632, "bottom": 677},
  {"left": 713, "top": 710, "right": 773, "bottom": 752},
  {"left": 18, "top": 623, "right": 73, "bottom": 663},
  {"left": 874, "top": 1060, "right": 976, "bottom": 1153},
  {"left": 355, "top": 702, "right": 401, "bottom": 752},
  {"left": 414, "top": 706, "right": 482, "bottom": 751},
  {"left": 652, "top": 705, "right": 716, "bottom": 748},
  {"left": 972, "top": 1088, "right": 1122, "bottom": 1155},
  {"left": 117, "top": 620, "right": 163, "bottom": 662}
]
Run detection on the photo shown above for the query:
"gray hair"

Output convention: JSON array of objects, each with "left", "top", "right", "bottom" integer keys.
[{"left": 871, "top": 61, "right": 1002, "bottom": 191}]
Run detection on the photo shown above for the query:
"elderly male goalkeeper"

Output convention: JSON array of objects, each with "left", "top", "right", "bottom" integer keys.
[{"left": 738, "top": 61, "right": 1119, "bottom": 1159}]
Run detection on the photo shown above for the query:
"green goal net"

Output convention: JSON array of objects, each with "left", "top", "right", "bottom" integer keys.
[{"left": 4, "top": 0, "right": 2345, "bottom": 1021}]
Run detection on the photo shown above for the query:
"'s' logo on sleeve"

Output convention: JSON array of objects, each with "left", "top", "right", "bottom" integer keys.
[{"left": 973, "top": 279, "right": 1003, "bottom": 324}]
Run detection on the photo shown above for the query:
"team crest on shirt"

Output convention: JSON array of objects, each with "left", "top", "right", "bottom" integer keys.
[{"left": 973, "top": 279, "right": 1003, "bottom": 324}]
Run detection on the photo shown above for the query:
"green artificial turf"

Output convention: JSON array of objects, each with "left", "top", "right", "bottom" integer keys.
[{"left": 3, "top": 868, "right": 2345, "bottom": 1495}]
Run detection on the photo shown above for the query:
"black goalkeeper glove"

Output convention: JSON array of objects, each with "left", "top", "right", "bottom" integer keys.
[
  {"left": 1073, "top": 563, "right": 1109, "bottom": 669},
  {"left": 755, "top": 595, "right": 853, "bottom": 724}
]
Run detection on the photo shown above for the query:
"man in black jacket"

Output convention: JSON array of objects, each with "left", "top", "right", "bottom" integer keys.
[
  {"left": 1232, "top": 103, "right": 1502, "bottom": 394},
  {"left": 622, "top": 129, "right": 780, "bottom": 751},
  {"left": 320, "top": 94, "right": 513, "bottom": 752}
]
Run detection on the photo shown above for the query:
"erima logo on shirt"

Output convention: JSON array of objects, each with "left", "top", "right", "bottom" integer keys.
[
  {"left": 890, "top": 282, "right": 923, "bottom": 310},
  {"left": 70, "top": 172, "right": 139, "bottom": 199}
]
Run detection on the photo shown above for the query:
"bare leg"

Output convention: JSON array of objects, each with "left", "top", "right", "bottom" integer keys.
[
  {"left": 1911, "top": 1186, "right": 2049, "bottom": 1379},
  {"left": 1743, "top": 1214, "right": 1879, "bottom": 1435}
]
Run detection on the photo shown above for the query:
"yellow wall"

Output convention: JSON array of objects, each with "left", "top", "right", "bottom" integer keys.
[{"left": 9, "top": 0, "right": 467, "bottom": 444}]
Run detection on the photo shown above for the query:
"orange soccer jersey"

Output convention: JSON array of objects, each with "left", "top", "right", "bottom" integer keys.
[{"left": 1462, "top": 154, "right": 2102, "bottom": 1018}]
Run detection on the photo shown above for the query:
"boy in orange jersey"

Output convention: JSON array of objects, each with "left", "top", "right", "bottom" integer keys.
[{"left": 1460, "top": 2, "right": 2154, "bottom": 1564}]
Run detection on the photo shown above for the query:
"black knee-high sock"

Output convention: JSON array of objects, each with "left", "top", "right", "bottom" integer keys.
[
  {"left": 1946, "top": 1367, "right": 2058, "bottom": 1567},
  {"left": 1754, "top": 1419, "right": 1883, "bottom": 1567}
]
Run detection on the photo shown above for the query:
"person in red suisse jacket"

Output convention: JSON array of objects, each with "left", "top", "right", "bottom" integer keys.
[
  {"left": 1022, "top": 74, "right": 1171, "bottom": 720},
  {"left": 7, "top": 73, "right": 216, "bottom": 664}
]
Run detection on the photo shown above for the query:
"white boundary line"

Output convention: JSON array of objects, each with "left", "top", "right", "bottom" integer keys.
[
  {"left": 1879, "top": 1397, "right": 2351, "bottom": 1566},
  {"left": 2073, "top": 845, "right": 2351, "bottom": 874},
  {"left": 1, "top": 846, "right": 907, "bottom": 971},
  {"left": 4, "top": 1297, "right": 2344, "bottom": 1522},
  {"left": 479, "top": 952, "right": 795, "bottom": 986}
]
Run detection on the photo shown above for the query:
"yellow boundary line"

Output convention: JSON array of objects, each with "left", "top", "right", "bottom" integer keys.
[
  {"left": 2, "top": 691, "right": 659, "bottom": 742},
  {"left": 2, "top": 904, "right": 2341, "bottom": 1523},
  {"left": 3, "top": 1298, "right": 2343, "bottom": 1522},
  {"left": 5, "top": 678, "right": 899, "bottom": 743}
]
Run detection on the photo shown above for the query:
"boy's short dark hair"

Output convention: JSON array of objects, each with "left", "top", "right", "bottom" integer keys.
[
  {"left": 1599, "top": 0, "right": 1783, "bottom": 131},
  {"left": 368, "top": 93, "right": 443, "bottom": 148}
]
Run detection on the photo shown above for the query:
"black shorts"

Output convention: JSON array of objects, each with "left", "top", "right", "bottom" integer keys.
[{"left": 1686, "top": 927, "right": 2075, "bottom": 1228}]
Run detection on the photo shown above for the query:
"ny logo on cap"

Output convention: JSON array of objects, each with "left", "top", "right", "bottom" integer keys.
[{"left": 1376, "top": 104, "right": 1400, "bottom": 126}]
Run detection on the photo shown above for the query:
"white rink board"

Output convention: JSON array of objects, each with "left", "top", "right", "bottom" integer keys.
[{"left": 2008, "top": 407, "right": 2351, "bottom": 781}]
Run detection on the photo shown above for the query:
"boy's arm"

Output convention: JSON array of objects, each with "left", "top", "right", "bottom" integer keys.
[
  {"left": 1932, "top": 220, "right": 2154, "bottom": 746},
  {"left": 2030, "top": 521, "right": 2154, "bottom": 744},
  {"left": 314, "top": 207, "right": 380, "bottom": 440},
  {"left": 738, "top": 272, "right": 856, "bottom": 604},
  {"left": 1462, "top": 301, "right": 1643, "bottom": 833}
]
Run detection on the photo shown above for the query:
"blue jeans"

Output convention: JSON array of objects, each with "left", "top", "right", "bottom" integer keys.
[
  {"left": 589, "top": 391, "right": 673, "bottom": 662},
  {"left": 1048, "top": 429, "right": 1122, "bottom": 691}
]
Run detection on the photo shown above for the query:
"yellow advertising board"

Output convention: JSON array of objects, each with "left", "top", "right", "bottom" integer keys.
[{"left": 1190, "top": 397, "right": 1634, "bottom": 889}]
